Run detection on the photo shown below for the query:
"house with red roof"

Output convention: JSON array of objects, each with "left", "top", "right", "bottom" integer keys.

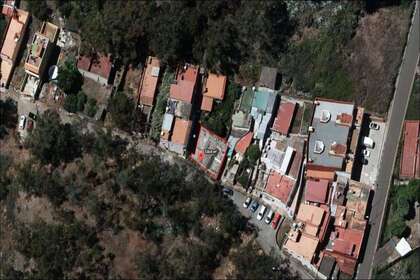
[
  {"left": 400, "top": 120, "right": 420, "bottom": 179},
  {"left": 263, "top": 170, "right": 296, "bottom": 210},
  {"left": 159, "top": 64, "right": 200, "bottom": 157},
  {"left": 272, "top": 101, "right": 296, "bottom": 136},
  {"left": 77, "top": 53, "right": 115, "bottom": 86},
  {"left": 0, "top": 8, "right": 29, "bottom": 88},
  {"left": 304, "top": 179, "right": 330, "bottom": 205},
  {"left": 200, "top": 73, "right": 227, "bottom": 112},
  {"left": 137, "top": 56, "right": 161, "bottom": 119}
]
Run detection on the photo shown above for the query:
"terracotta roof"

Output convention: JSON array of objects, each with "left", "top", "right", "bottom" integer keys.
[
  {"left": 400, "top": 120, "right": 420, "bottom": 179},
  {"left": 272, "top": 102, "right": 296, "bottom": 135},
  {"left": 203, "top": 73, "right": 226, "bottom": 100},
  {"left": 265, "top": 171, "right": 295, "bottom": 204},
  {"left": 77, "top": 53, "right": 113, "bottom": 80},
  {"left": 332, "top": 239, "right": 354, "bottom": 256},
  {"left": 296, "top": 204, "right": 325, "bottom": 231},
  {"left": 306, "top": 168, "right": 336, "bottom": 181},
  {"left": 139, "top": 56, "right": 161, "bottom": 106},
  {"left": 77, "top": 55, "right": 91, "bottom": 72},
  {"left": 171, "top": 118, "right": 192, "bottom": 145},
  {"left": 284, "top": 234, "right": 319, "bottom": 262},
  {"left": 201, "top": 96, "right": 213, "bottom": 111},
  {"left": 170, "top": 65, "right": 199, "bottom": 103},
  {"left": 336, "top": 113, "right": 353, "bottom": 126},
  {"left": 90, "top": 54, "right": 113, "bottom": 80},
  {"left": 1, "top": 9, "right": 28, "bottom": 60},
  {"left": 305, "top": 179, "right": 329, "bottom": 204},
  {"left": 235, "top": 132, "right": 253, "bottom": 155}
]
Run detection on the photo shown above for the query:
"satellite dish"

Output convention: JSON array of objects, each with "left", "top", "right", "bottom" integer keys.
[{"left": 48, "top": 65, "right": 59, "bottom": 80}]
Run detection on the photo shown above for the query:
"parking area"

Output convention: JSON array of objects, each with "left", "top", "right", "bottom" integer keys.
[
  {"left": 229, "top": 190, "right": 280, "bottom": 255},
  {"left": 360, "top": 119, "right": 386, "bottom": 187}
]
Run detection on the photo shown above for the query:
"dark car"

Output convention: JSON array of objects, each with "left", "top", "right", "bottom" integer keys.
[
  {"left": 250, "top": 201, "right": 259, "bottom": 212},
  {"left": 222, "top": 187, "right": 234, "bottom": 196},
  {"left": 28, "top": 112, "right": 37, "bottom": 120}
]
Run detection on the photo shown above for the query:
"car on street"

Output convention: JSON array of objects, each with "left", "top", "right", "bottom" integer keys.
[
  {"left": 243, "top": 197, "right": 252, "bottom": 208},
  {"left": 257, "top": 205, "right": 267, "bottom": 220},
  {"left": 369, "top": 122, "right": 380, "bottom": 130},
  {"left": 18, "top": 115, "right": 26, "bottom": 129},
  {"left": 222, "top": 187, "right": 233, "bottom": 196},
  {"left": 363, "top": 137, "right": 375, "bottom": 149},
  {"left": 250, "top": 201, "right": 259, "bottom": 212},
  {"left": 271, "top": 212, "right": 281, "bottom": 229},
  {"left": 362, "top": 158, "right": 368, "bottom": 165},
  {"left": 265, "top": 209, "right": 274, "bottom": 224},
  {"left": 26, "top": 119, "right": 34, "bottom": 131},
  {"left": 362, "top": 149, "right": 371, "bottom": 157}
]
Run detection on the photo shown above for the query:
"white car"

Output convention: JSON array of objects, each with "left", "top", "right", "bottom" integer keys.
[
  {"left": 257, "top": 205, "right": 267, "bottom": 221},
  {"left": 18, "top": 115, "right": 26, "bottom": 129},
  {"left": 363, "top": 149, "right": 371, "bottom": 157},
  {"left": 243, "top": 197, "right": 252, "bottom": 208},
  {"left": 265, "top": 209, "right": 274, "bottom": 224}
]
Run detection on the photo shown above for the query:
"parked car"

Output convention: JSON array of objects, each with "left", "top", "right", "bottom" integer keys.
[
  {"left": 271, "top": 212, "right": 282, "bottom": 229},
  {"left": 363, "top": 137, "right": 375, "bottom": 149},
  {"left": 257, "top": 205, "right": 267, "bottom": 220},
  {"left": 369, "top": 122, "right": 380, "bottom": 130},
  {"left": 362, "top": 158, "right": 368, "bottom": 165},
  {"left": 243, "top": 197, "right": 252, "bottom": 208},
  {"left": 28, "top": 112, "right": 37, "bottom": 120},
  {"left": 362, "top": 149, "right": 371, "bottom": 157},
  {"left": 26, "top": 119, "right": 34, "bottom": 131},
  {"left": 265, "top": 209, "right": 274, "bottom": 224},
  {"left": 250, "top": 201, "right": 259, "bottom": 212},
  {"left": 222, "top": 187, "right": 233, "bottom": 196},
  {"left": 18, "top": 115, "right": 26, "bottom": 129}
]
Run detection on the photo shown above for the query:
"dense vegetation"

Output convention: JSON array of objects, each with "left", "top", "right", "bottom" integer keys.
[
  {"left": 0, "top": 111, "right": 294, "bottom": 278},
  {"left": 382, "top": 180, "right": 420, "bottom": 241},
  {"left": 0, "top": 98, "right": 17, "bottom": 138}
]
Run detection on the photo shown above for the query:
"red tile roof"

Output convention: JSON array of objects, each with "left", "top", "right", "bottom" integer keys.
[
  {"left": 201, "top": 96, "right": 214, "bottom": 112},
  {"left": 400, "top": 120, "right": 420, "bottom": 179},
  {"left": 138, "top": 56, "right": 161, "bottom": 106},
  {"left": 170, "top": 65, "right": 199, "bottom": 103},
  {"left": 265, "top": 171, "right": 295, "bottom": 204},
  {"left": 235, "top": 132, "right": 253, "bottom": 155},
  {"left": 305, "top": 179, "right": 329, "bottom": 204},
  {"left": 203, "top": 73, "right": 226, "bottom": 100},
  {"left": 272, "top": 102, "right": 296, "bottom": 135},
  {"left": 90, "top": 54, "right": 113, "bottom": 80},
  {"left": 77, "top": 53, "right": 113, "bottom": 80},
  {"left": 171, "top": 118, "right": 192, "bottom": 145}
]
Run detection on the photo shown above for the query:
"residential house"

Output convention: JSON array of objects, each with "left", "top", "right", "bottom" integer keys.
[
  {"left": 190, "top": 125, "right": 228, "bottom": 180},
  {"left": 77, "top": 53, "right": 114, "bottom": 86},
  {"left": 22, "top": 21, "right": 59, "bottom": 98},
  {"left": 200, "top": 72, "right": 227, "bottom": 112},
  {"left": 159, "top": 64, "right": 199, "bottom": 156},
  {"left": 0, "top": 8, "right": 29, "bottom": 88},
  {"left": 137, "top": 56, "right": 161, "bottom": 119}
]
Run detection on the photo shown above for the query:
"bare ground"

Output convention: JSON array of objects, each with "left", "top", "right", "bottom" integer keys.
[{"left": 344, "top": 6, "right": 412, "bottom": 115}]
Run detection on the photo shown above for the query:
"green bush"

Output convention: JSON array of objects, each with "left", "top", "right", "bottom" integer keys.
[
  {"left": 58, "top": 58, "right": 83, "bottom": 95},
  {"left": 85, "top": 98, "right": 98, "bottom": 117},
  {"left": 245, "top": 144, "right": 261, "bottom": 164},
  {"left": 108, "top": 92, "right": 135, "bottom": 130},
  {"left": 63, "top": 91, "right": 87, "bottom": 113}
]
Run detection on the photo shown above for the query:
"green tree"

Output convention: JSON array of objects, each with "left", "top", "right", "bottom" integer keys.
[
  {"left": 108, "top": 92, "right": 134, "bottom": 130},
  {"left": 0, "top": 98, "right": 17, "bottom": 137},
  {"left": 26, "top": 0, "right": 50, "bottom": 21},
  {"left": 58, "top": 59, "right": 83, "bottom": 95},
  {"left": 28, "top": 110, "right": 82, "bottom": 166},
  {"left": 63, "top": 91, "right": 87, "bottom": 113},
  {"left": 245, "top": 144, "right": 261, "bottom": 164}
]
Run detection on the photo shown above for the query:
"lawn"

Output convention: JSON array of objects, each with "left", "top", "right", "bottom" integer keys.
[{"left": 405, "top": 77, "right": 420, "bottom": 120}]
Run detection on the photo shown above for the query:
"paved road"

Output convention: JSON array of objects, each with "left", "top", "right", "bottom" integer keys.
[{"left": 357, "top": 2, "right": 420, "bottom": 279}]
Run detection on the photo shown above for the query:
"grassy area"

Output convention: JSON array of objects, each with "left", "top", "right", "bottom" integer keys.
[
  {"left": 374, "top": 249, "right": 420, "bottom": 279},
  {"left": 405, "top": 77, "right": 420, "bottom": 120},
  {"left": 201, "top": 81, "right": 241, "bottom": 138},
  {"left": 149, "top": 69, "right": 173, "bottom": 141}
]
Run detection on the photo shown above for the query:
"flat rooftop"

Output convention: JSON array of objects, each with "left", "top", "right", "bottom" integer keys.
[
  {"left": 138, "top": 56, "right": 161, "bottom": 106},
  {"left": 308, "top": 99, "right": 354, "bottom": 170},
  {"left": 264, "top": 171, "right": 295, "bottom": 204},
  {"left": 191, "top": 125, "right": 228, "bottom": 180},
  {"left": 170, "top": 64, "right": 199, "bottom": 104}
]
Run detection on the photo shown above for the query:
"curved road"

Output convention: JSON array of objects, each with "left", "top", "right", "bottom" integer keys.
[{"left": 357, "top": 1, "right": 420, "bottom": 279}]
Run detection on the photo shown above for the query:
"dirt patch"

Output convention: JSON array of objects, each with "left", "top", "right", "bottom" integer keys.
[
  {"left": 0, "top": 133, "right": 30, "bottom": 162},
  {"left": 14, "top": 191, "right": 56, "bottom": 224},
  {"left": 99, "top": 229, "right": 147, "bottom": 279},
  {"left": 344, "top": 6, "right": 412, "bottom": 114},
  {"left": 81, "top": 78, "right": 112, "bottom": 105}
]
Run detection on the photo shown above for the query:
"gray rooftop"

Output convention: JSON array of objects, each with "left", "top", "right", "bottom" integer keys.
[
  {"left": 308, "top": 100, "right": 354, "bottom": 169},
  {"left": 258, "top": 66, "right": 278, "bottom": 90}
]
